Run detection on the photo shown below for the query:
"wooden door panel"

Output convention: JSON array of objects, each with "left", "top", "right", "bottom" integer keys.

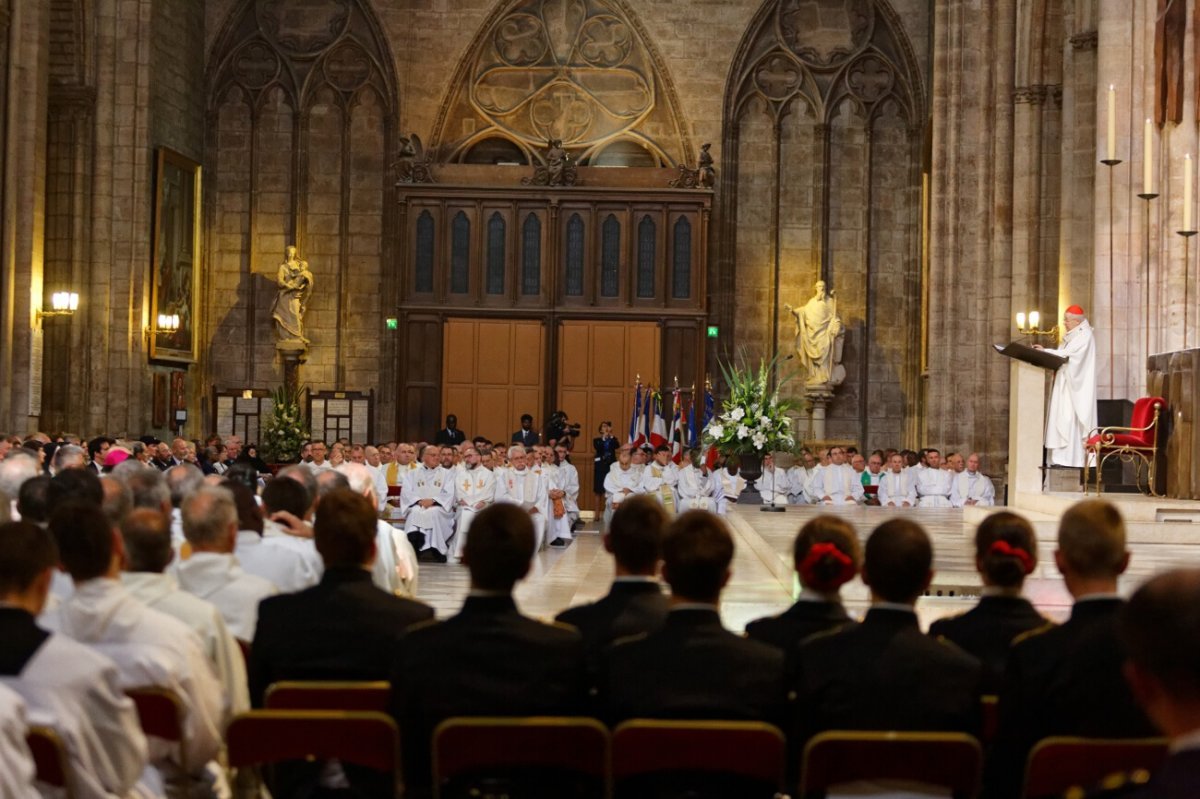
[{"left": 443, "top": 319, "right": 545, "bottom": 449}]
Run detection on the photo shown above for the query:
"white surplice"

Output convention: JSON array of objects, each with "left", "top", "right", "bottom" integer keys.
[
  {"left": 603, "top": 465, "right": 642, "bottom": 528},
  {"left": 547, "top": 461, "right": 579, "bottom": 544},
  {"left": 401, "top": 465, "right": 457, "bottom": 555},
  {"left": 234, "top": 530, "right": 321, "bottom": 594},
  {"left": 787, "top": 466, "right": 816, "bottom": 504},
  {"left": 878, "top": 470, "right": 917, "bottom": 507},
  {"left": 172, "top": 553, "right": 278, "bottom": 642},
  {"left": 951, "top": 471, "right": 995, "bottom": 507},
  {"left": 915, "top": 467, "right": 954, "bottom": 508},
  {"left": 375, "top": 519, "right": 420, "bottom": 598},
  {"left": 41, "top": 579, "right": 225, "bottom": 796},
  {"left": 120, "top": 571, "right": 249, "bottom": 720},
  {"left": 674, "top": 464, "right": 717, "bottom": 512},
  {"left": 3, "top": 631, "right": 150, "bottom": 799},
  {"left": 640, "top": 462, "right": 680, "bottom": 514},
  {"left": 494, "top": 467, "right": 549, "bottom": 550},
  {"left": 261, "top": 519, "right": 325, "bottom": 583},
  {"left": 1043, "top": 320, "right": 1098, "bottom": 467},
  {"left": 758, "top": 466, "right": 792, "bottom": 506},
  {"left": 0, "top": 683, "right": 39, "bottom": 799},
  {"left": 714, "top": 469, "right": 746, "bottom": 515},
  {"left": 452, "top": 464, "right": 496, "bottom": 559}
]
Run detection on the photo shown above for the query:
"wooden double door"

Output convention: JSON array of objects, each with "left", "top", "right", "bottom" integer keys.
[{"left": 442, "top": 318, "right": 660, "bottom": 512}]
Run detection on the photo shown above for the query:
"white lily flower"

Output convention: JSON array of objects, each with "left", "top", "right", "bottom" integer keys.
[
  {"left": 737, "top": 424, "right": 750, "bottom": 439},
  {"left": 730, "top": 407, "right": 745, "bottom": 421}
]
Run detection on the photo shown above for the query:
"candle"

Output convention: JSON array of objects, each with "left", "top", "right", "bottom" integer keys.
[
  {"left": 1144, "top": 118, "right": 1153, "bottom": 194},
  {"left": 1186, "top": 154, "right": 1193, "bottom": 231},
  {"left": 1107, "top": 85, "right": 1116, "bottom": 161}
]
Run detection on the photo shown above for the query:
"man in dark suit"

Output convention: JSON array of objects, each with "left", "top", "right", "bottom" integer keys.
[
  {"left": 556, "top": 494, "right": 669, "bottom": 672},
  {"left": 390, "top": 502, "right": 586, "bottom": 793},
  {"left": 793, "top": 517, "right": 982, "bottom": 742},
  {"left": 86, "top": 436, "right": 115, "bottom": 474},
  {"left": 249, "top": 487, "right": 434, "bottom": 796},
  {"left": 1116, "top": 568, "right": 1200, "bottom": 798},
  {"left": 603, "top": 510, "right": 787, "bottom": 726},
  {"left": 511, "top": 413, "right": 539, "bottom": 447},
  {"left": 985, "top": 499, "right": 1154, "bottom": 799},
  {"left": 434, "top": 414, "right": 467, "bottom": 447}
]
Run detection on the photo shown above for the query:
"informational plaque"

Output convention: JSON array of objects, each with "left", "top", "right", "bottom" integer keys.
[{"left": 309, "top": 390, "right": 374, "bottom": 444}]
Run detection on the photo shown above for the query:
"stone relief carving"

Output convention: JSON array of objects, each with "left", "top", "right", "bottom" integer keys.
[
  {"left": 394, "top": 134, "right": 436, "bottom": 184},
  {"left": 669, "top": 142, "right": 714, "bottom": 189},
  {"left": 523, "top": 138, "right": 578, "bottom": 186}
]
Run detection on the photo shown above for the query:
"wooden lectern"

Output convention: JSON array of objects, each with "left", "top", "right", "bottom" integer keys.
[{"left": 994, "top": 343, "right": 1067, "bottom": 501}]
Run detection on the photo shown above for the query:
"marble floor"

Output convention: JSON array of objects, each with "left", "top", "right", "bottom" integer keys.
[{"left": 409, "top": 501, "right": 1200, "bottom": 632}]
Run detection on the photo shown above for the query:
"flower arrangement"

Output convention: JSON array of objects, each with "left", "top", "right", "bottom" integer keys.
[
  {"left": 703, "top": 354, "right": 798, "bottom": 455},
  {"left": 260, "top": 385, "right": 309, "bottom": 463}
]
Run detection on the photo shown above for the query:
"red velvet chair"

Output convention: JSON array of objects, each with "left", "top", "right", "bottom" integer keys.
[
  {"left": 1085, "top": 396, "right": 1166, "bottom": 497},
  {"left": 26, "top": 726, "right": 70, "bottom": 794},
  {"left": 1022, "top": 736, "right": 1168, "bottom": 798}
]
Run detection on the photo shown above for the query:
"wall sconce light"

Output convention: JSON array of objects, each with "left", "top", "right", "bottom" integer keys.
[
  {"left": 37, "top": 291, "right": 79, "bottom": 321},
  {"left": 1015, "top": 310, "right": 1059, "bottom": 339},
  {"left": 157, "top": 314, "right": 180, "bottom": 333}
]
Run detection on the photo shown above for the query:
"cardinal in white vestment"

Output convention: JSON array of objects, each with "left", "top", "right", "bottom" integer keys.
[
  {"left": 1035, "top": 305, "right": 1097, "bottom": 467},
  {"left": 402, "top": 446, "right": 457, "bottom": 560},
  {"left": 878, "top": 454, "right": 917, "bottom": 507},
  {"left": 494, "top": 446, "right": 550, "bottom": 550},
  {"left": 452, "top": 448, "right": 496, "bottom": 560}
]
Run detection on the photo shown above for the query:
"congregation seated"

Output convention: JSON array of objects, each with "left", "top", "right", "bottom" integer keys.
[
  {"left": 807, "top": 446, "right": 863, "bottom": 505},
  {"left": 250, "top": 487, "right": 433, "bottom": 797},
  {"left": 745, "top": 514, "right": 860, "bottom": 652},
  {"left": 556, "top": 494, "right": 669, "bottom": 672},
  {"left": 494, "top": 444, "right": 551, "bottom": 551},
  {"left": 389, "top": 502, "right": 587, "bottom": 794},
  {"left": 338, "top": 461, "right": 419, "bottom": 596},
  {"left": 226, "top": 479, "right": 319, "bottom": 594},
  {"left": 451, "top": 444, "right": 495, "bottom": 560},
  {"left": 928, "top": 511, "right": 1048, "bottom": 693},
  {"left": 878, "top": 451, "right": 918, "bottom": 507},
  {"left": 0, "top": 520, "right": 150, "bottom": 799},
  {"left": 914, "top": 448, "right": 954, "bottom": 507},
  {"left": 258, "top": 474, "right": 325, "bottom": 583},
  {"left": 950, "top": 452, "right": 996, "bottom": 507},
  {"left": 602, "top": 510, "right": 787, "bottom": 727},
  {"left": 402, "top": 443, "right": 457, "bottom": 562},
  {"left": 985, "top": 499, "right": 1156, "bottom": 799},
  {"left": 793, "top": 517, "right": 982, "bottom": 742},
  {"left": 43, "top": 503, "right": 226, "bottom": 797}
]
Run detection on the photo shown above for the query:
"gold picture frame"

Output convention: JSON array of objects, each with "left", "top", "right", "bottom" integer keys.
[{"left": 150, "top": 148, "right": 201, "bottom": 363}]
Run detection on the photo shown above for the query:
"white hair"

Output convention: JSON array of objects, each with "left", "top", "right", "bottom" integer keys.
[
  {"left": 508, "top": 445, "right": 527, "bottom": 460},
  {"left": 337, "top": 462, "right": 378, "bottom": 504}
]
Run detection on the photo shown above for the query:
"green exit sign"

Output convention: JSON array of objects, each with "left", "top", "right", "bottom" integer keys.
[
  {"left": 385, "top": 317, "right": 398, "bottom": 331},
  {"left": 706, "top": 325, "right": 719, "bottom": 338}
]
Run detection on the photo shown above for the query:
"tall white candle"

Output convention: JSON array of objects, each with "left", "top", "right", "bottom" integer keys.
[
  {"left": 1185, "top": 154, "right": 1193, "bottom": 231},
  {"left": 1144, "top": 118, "right": 1153, "bottom": 194},
  {"left": 1107, "top": 85, "right": 1116, "bottom": 161}
]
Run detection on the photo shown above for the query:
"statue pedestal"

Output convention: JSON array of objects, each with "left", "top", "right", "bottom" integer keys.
[
  {"left": 804, "top": 386, "right": 836, "bottom": 441},
  {"left": 277, "top": 340, "right": 308, "bottom": 395}
]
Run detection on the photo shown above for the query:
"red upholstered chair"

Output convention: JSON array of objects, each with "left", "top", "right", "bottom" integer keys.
[
  {"left": 1022, "top": 737, "right": 1168, "bottom": 798},
  {"left": 26, "top": 725, "right": 70, "bottom": 795},
  {"left": 264, "top": 680, "right": 391, "bottom": 713},
  {"left": 611, "top": 719, "right": 786, "bottom": 799},
  {"left": 126, "top": 687, "right": 187, "bottom": 775},
  {"left": 1085, "top": 396, "right": 1166, "bottom": 496},
  {"left": 433, "top": 717, "right": 609, "bottom": 799},
  {"left": 799, "top": 731, "right": 983, "bottom": 799}
]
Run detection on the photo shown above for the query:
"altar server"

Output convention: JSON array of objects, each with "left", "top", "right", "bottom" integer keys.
[
  {"left": 402, "top": 444, "right": 457, "bottom": 562},
  {"left": 951, "top": 453, "right": 996, "bottom": 507},
  {"left": 640, "top": 445, "right": 680, "bottom": 514},
  {"left": 878, "top": 453, "right": 917, "bottom": 508},
  {"left": 603, "top": 446, "right": 643, "bottom": 530},
  {"left": 914, "top": 449, "right": 954, "bottom": 508},
  {"left": 495, "top": 446, "right": 550, "bottom": 551},
  {"left": 452, "top": 447, "right": 496, "bottom": 560},
  {"left": 0, "top": 520, "right": 150, "bottom": 799}
]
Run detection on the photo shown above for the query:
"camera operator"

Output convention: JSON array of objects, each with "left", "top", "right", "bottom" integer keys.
[{"left": 545, "top": 410, "right": 581, "bottom": 451}]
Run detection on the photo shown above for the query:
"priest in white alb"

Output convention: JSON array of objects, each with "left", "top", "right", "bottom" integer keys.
[
  {"left": 603, "top": 446, "right": 642, "bottom": 529},
  {"left": 950, "top": 453, "right": 995, "bottom": 507},
  {"left": 914, "top": 449, "right": 954, "bottom": 507},
  {"left": 758, "top": 452, "right": 792, "bottom": 506},
  {"left": 1034, "top": 304, "right": 1097, "bottom": 467},
  {"left": 402, "top": 444, "right": 457, "bottom": 562},
  {"left": 494, "top": 445, "right": 550, "bottom": 550},
  {"left": 451, "top": 446, "right": 495, "bottom": 560},
  {"left": 675, "top": 449, "right": 717, "bottom": 511},
  {"left": 640, "top": 445, "right": 680, "bottom": 514},
  {"left": 547, "top": 445, "right": 580, "bottom": 547},
  {"left": 878, "top": 453, "right": 917, "bottom": 507},
  {"left": 808, "top": 446, "right": 862, "bottom": 505}
]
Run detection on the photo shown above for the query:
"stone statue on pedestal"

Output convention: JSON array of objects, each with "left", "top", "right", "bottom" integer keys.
[
  {"left": 786, "top": 279, "right": 846, "bottom": 388},
  {"left": 271, "top": 245, "right": 313, "bottom": 345}
]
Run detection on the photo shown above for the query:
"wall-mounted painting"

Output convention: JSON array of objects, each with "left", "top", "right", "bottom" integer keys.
[{"left": 150, "top": 148, "right": 201, "bottom": 363}]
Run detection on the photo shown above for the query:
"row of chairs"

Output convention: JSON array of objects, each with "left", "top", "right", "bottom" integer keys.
[{"left": 26, "top": 681, "right": 1169, "bottom": 799}]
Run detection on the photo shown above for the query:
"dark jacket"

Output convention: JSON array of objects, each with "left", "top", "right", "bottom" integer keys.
[
  {"left": 512, "top": 428, "right": 539, "bottom": 447},
  {"left": 603, "top": 607, "right": 787, "bottom": 727},
  {"left": 390, "top": 595, "right": 587, "bottom": 790},
  {"left": 794, "top": 606, "right": 982, "bottom": 742},
  {"left": 0, "top": 607, "right": 50, "bottom": 675},
  {"left": 745, "top": 597, "right": 855, "bottom": 652},
  {"left": 928, "top": 594, "right": 1048, "bottom": 693},
  {"left": 557, "top": 579, "right": 669, "bottom": 679},
  {"left": 434, "top": 428, "right": 466, "bottom": 446}
]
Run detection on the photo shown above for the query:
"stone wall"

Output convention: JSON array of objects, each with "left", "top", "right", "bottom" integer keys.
[{"left": 150, "top": 0, "right": 205, "bottom": 162}]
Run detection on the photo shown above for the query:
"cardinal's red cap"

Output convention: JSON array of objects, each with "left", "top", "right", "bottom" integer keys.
[{"left": 1065, "top": 305, "right": 1085, "bottom": 316}]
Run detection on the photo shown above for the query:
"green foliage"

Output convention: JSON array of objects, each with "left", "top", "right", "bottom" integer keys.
[
  {"left": 702, "top": 353, "right": 798, "bottom": 455},
  {"left": 260, "top": 385, "right": 309, "bottom": 463}
]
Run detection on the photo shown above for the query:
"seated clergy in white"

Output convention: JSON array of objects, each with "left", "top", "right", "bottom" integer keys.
[
  {"left": 173, "top": 486, "right": 278, "bottom": 642},
  {"left": 914, "top": 448, "right": 954, "bottom": 508},
  {"left": 808, "top": 446, "right": 863, "bottom": 505},
  {"left": 0, "top": 682, "right": 38, "bottom": 799},
  {"left": 603, "top": 446, "right": 642, "bottom": 529},
  {"left": 787, "top": 449, "right": 818, "bottom": 505},
  {"left": 44, "top": 504, "right": 225, "bottom": 798},
  {"left": 878, "top": 453, "right": 918, "bottom": 508},
  {"left": 494, "top": 445, "right": 550, "bottom": 551},
  {"left": 0, "top": 520, "right": 150, "bottom": 799},
  {"left": 227, "top": 480, "right": 320, "bottom": 594},
  {"left": 337, "top": 462, "right": 420, "bottom": 596},
  {"left": 713, "top": 456, "right": 747, "bottom": 515},
  {"left": 402, "top": 444, "right": 457, "bottom": 561},
  {"left": 547, "top": 445, "right": 580, "bottom": 547},
  {"left": 640, "top": 444, "right": 680, "bottom": 514},
  {"left": 951, "top": 453, "right": 996, "bottom": 508},
  {"left": 758, "top": 452, "right": 792, "bottom": 506},
  {"left": 120, "top": 509, "right": 249, "bottom": 720},
  {"left": 259, "top": 473, "right": 325, "bottom": 584},
  {"left": 674, "top": 450, "right": 717, "bottom": 512},
  {"left": 451, "top": 447, "right": 496, "bottom": 561}
]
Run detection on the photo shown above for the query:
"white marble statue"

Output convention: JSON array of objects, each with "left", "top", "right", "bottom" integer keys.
[{"left": 787, "top": 279, "right": 845, "bottom": 387}]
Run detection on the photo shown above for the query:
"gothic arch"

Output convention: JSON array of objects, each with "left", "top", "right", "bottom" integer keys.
[
  {"left": 429, "top": 0, "right": 692, "bottom": 167},
  {"left": 717, "top": 0, "right": 925, "bottom": 448}
]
